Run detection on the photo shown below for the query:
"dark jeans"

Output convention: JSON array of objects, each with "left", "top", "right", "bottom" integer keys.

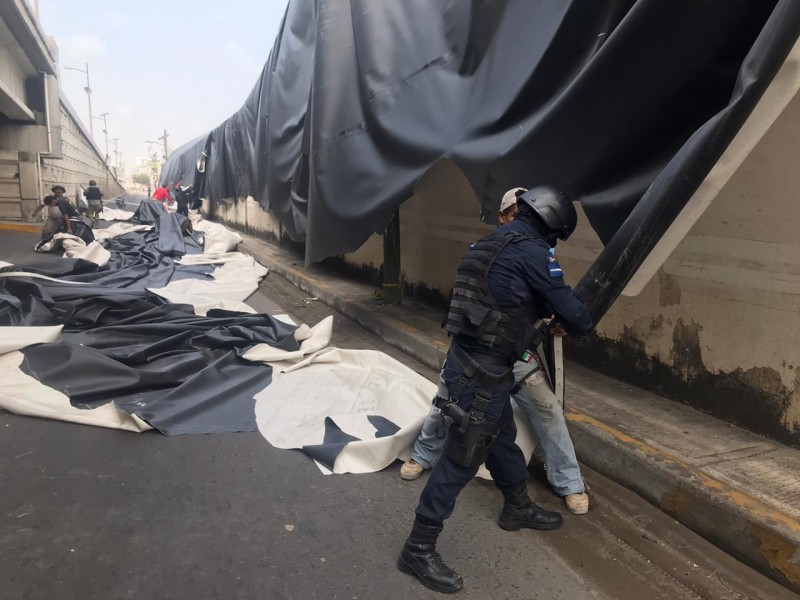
[{"left": 415, "top": 346, "right": 529, "bottom": 523}]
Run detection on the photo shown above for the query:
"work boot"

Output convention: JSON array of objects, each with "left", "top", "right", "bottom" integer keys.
[
  {"left": 565, "top": 492, "right": 589, "bottom": 515},
  {"left": 498, "top": 484, "right": 563, "bottom": 531},
  {"left": 400, "top": 459, "right": 425, "bottom": 481},
  {"left": 397, "top": 517, "right": 463, "bottom": 593}
]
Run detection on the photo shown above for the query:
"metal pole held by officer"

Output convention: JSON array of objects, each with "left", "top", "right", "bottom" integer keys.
[{"left": 397, "top": 186, "right": 594, "bottom": 594}]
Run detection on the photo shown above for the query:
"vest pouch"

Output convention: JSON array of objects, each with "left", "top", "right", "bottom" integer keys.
[{"left": 461, "top": 303, "right": 492, "bottom": 337}]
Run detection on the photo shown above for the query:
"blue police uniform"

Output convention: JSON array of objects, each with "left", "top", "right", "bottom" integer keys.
[{"left": 415, "top": 216, "right": 593, "bottom": 524}]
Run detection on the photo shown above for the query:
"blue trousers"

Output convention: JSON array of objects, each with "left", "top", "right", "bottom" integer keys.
[{"left": 415, "top": 347, "right": 530, "bottom": 523}]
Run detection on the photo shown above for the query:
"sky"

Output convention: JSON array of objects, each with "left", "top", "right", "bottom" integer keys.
[{"left": 35, "top": 0, "right": 286, "bottom": 179}]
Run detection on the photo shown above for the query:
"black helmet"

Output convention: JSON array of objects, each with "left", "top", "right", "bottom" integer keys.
[
  {"left": 517, "top": 186, "right": 577, "bottom": 240},
  {"left": 89, "top": 180, "right": 97, "bottom": 186}
]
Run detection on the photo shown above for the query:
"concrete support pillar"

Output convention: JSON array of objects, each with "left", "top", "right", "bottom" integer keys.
[
  {"left": 18, "top": 150, "right": 39, "bottom": 220},
  {"left": 382, "top": 208, "right": 402, "bottom": 305}
]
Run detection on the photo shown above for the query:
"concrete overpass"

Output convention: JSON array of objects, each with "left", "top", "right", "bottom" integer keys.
[{"left": 0, "top": 0, "right": 123, "bottom": 221}]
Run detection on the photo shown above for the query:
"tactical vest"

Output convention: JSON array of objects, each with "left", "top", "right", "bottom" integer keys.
[{"left": 444, "top": 230, "right": 541, "bottom": 359}]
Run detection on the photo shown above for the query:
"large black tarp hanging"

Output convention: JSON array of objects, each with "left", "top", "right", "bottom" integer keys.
[
  {"left": 161, "top": 0, "right": 800, "bottom": 321},
  {"left": 159, "top": 135, "right": 207, "bottom": 190}
]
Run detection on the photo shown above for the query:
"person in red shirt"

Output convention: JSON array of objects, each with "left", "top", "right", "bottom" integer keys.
[{"left": 152, "top": 186, "right": 170, "bottom": 203}]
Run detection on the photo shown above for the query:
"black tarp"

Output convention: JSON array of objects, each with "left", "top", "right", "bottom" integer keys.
[
  {"left": 131, "top": 199, "right": 168, "bottom": 225},
  {"left": 18, "top": 301, "right": 296, "bottom": 435},
  {"left": 159, "top": 135, "right": 208, "bottom": 189},
  {"left": 161, "top": 0, "right": 800, "bottom": 321},
  {"left": 0, "top": 223, "right": 293, "bottom": 435}
]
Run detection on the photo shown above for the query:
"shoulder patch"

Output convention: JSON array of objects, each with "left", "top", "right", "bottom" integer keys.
[{"left": 547, "top": 254, "right": 563, "bottom": 278}]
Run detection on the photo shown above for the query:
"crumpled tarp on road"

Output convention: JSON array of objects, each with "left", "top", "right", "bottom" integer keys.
[
  {"left": 0, "top": 213, "right": 479, "bottom": 475},
  {"left": 0, "top": 212, "right": 286, "bottom": 434}
]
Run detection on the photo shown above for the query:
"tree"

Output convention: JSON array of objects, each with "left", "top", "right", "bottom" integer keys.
[{"left": 132, "top": 173, "right": 150, "bottom": 186}]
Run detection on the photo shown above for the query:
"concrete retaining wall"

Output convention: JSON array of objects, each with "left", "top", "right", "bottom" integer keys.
[
  {"left": 39, "top": 98, "right": 125, "bottom": 209},
  {"left": 562, "top": 88, "right": 800, "bottom": 447}
]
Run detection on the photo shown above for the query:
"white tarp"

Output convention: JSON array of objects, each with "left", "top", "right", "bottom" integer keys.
[
  {"left": 100, "top": 206, "right": 135, "bottom": 221},
  {"left": 149, "top": 253, "right": 269, "bottom": 316},
  {"left": 189, "top": 215, "right": 243, "bottom": 254},
  {"left": 35, "top": 234, "right": 111, "bottom": 266},
  {"left": 93, "top": 223, "right": 153, "bottom": 240},
  {"left": 254, "top": 344, "right": 536, "bottom": 477},
  {"left": 0, "top": 327, "right": 152, "bottom": 432},
  {"left": 255, "top": 347, "right": 433, "bottom": 474}
]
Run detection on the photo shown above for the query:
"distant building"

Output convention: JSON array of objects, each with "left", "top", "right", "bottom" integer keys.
[{"left": 0, "top": 0, "right": 123, "bottom": 219}]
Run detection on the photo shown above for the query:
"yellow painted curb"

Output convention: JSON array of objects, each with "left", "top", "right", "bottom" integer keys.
[
  {"left": 0, "top": 222, "right": 42, "bottom": 233},
  {"left": 567, "top": 408, "right": 800, "bottom": 586},
  {"left": 566, "top": 409, "right": 800, "bottom": 533}
]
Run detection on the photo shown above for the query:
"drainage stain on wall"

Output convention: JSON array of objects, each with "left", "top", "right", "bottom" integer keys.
[
  {"left": 567, "top": 317, "right": 800, "bottom": 449},
  {"left": 658, "top": 271, "right": 682, "bottom": 307}
]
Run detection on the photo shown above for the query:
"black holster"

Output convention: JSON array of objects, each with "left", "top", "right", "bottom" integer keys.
[
  {"left": 445, "top": 419, "right": 499, "bottom": 469},
  {"left": 434, "top": 395, "right": 499, "bottom": 469}
]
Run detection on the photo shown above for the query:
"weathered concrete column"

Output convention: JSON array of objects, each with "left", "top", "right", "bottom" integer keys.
[
  {"left": 18, "top": 151, "right": 39, "bottom": 220},
  {"left": 382, "top": 208, "right": 402, "bottom": 305}
]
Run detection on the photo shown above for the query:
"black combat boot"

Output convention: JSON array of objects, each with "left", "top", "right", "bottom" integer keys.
[
  {"left": 498, "top": 484, "right": 563, "bottom": 531},
  {"left": 397, "top": 517, "right": 464, "bottom": 593}
]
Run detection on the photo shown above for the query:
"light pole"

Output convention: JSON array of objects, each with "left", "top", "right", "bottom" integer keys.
[
  {"left": 146, "top": 141, "right": 161, "bottom": 187},
  {"left": 146, "top": 140, "right": 162, "bottom": 158},
  {"left": 64, "top": 63, "right": 93, "bottom": 138},
  {"left": 158, "top": 130, "right": 169, "bottom": 159},
  {"left": 111, "top": 138, "right": 120, "bottom": 171},
  {"left": 93, "top": 112, "right": 110, "bottom": 162}
]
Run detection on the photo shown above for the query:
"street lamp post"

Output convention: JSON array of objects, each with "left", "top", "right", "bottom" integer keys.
[
  {"left": 159, "top": 129, "right": 170, "bottom": 160},
  {"left": 94, "top": 112, "right": 110, "bottom": 162},
  {"left": 146, "top": 138, "right": 164, "bottom": 182},
  {"left": 64, "top": 63, "right": 93, "bottom": 138},
  {"left": 111, "top": 138, "right": 120, "bottom": 171}
]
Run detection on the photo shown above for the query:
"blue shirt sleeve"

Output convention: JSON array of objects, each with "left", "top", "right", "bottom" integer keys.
[{"left": 521, "top": 242, "right": 594, "bottom": 336}]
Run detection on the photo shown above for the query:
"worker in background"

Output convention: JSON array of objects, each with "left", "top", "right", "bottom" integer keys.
[
  {"left": 49, "top": 185, "right": 78, "bottom": 236},
  {"left": 152, "top": 184, "right": 170, "bottom": 204},
  {"left": 33, "top": 195, "right": 62, "bottom": 241},
  {"left": 85, "top": 179, "right": 104, "bottom": 228}
]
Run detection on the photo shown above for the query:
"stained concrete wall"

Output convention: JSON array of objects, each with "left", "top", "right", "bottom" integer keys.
[
  {"left": 0, "top": 0, "right": 122, "bottom": 220},
  {"left": 38, "top": 98, "right": 124, "bottom": 212},
  {"left": 205, "top": 195, "right": 283, "bottom": 242},
  {"left": 343, "top": 159, "right": 493, "bottom": 302},
  {"left": 560, "top": 88, "right": 800, "bottom": 447}
]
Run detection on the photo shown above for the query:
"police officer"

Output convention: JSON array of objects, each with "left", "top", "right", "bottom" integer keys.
[
  {"left": 397, "top": 186, "right": 593, "bottom": 593},
  {"left": 85, "top": 180, "right": 104, "bottom": 227}
]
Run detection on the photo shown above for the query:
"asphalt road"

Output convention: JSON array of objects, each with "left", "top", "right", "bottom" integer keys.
[{"left": 0, "top": 228, "right": 794, "bottom": 599}]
